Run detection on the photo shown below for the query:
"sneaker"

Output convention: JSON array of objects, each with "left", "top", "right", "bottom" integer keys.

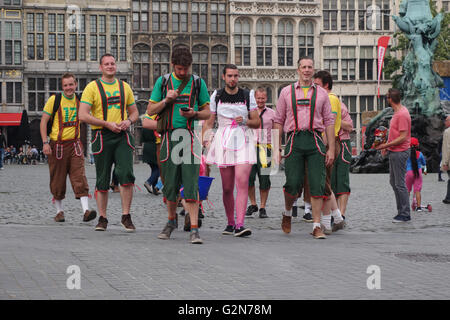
[
  {"left": 179, "top": 209, "right": 186, "bottom": 216},
  {"left": 332, "top": 219, "right": 346, "bottom": 232},
  {"left": 443, "top": 199, "right": 450, "bottom": 204},
  {"left": 281, "top": 214, "right": 292, "bottom": 234},
  {"left": 302, "top": 212, "right": 313, "bottom": 222},
  {"left": 158, "top": 222, "right": 176, "bottom": 239},
  {"left": 222, "top": 225, "right": 235, "bottom": 235},
  {"left": 311, "top": 226, "right": 326, "bottom": 239},
  {"left": 234, "top": 226, "right": 252, "bottom": 237},
  {"left": 246, "top": 205, "right": 258, "bottom": 217},
  {"left": 415, "top": 207, "right": 423, "bottom": 212},
  {"left": 292, "top": 205, "right": 298, "bottom": 217},
  {"left": 144, "top": 182, "right": 152, "bottom": 194},
  {"left": 83, "top": 210, "right": 97, "bottom": 222},
  {"left": 190, "top": 230, "right": 203, "bottom": 244},
  {"left": 152, "top": 186, "right": 160, "bottom": 195},
  {"left": 95, "top": 216, "right": 108, "bottom": 231},
  {"left": 54, "top": 211, "right": 65, "bottom": 222},
  {"left": 392, "top": 215, "right": 411, "bottom": 223},
  {"left": 321, "top": 224, "right": 332, "bottom": 235},
  {"left": 259, "top": 208, "right": 268, "bottom": 218},
  {"left": 121, "top": 214, "right": 136, "bottom": 232},
  {"left": 199, "top": 208, "right": 205, "bottom": 219}
]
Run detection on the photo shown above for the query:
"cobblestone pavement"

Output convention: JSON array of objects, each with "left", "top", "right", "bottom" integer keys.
[{"left": 0, "top": 163, "right": 450, "bottom": 299}]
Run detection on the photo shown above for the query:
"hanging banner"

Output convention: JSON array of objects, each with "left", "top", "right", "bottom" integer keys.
[{"left": 377, "top": 36, "right": 390, "bottom": 98}]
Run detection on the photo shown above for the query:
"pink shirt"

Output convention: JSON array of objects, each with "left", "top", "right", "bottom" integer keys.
[
  {"left": 339, "top": 102, "right": 353, "bottom": 141},
  {"left": 387, "top": 105, "right": 411, "bottom": 152},
  {"left": 274, "top": 82, "right": 334, "bottom": 133},
  {"left": 254, "top": 106, "right": 276, "bottom": 144}
]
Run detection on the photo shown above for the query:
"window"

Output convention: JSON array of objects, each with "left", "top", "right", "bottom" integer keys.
[
  {"left": 49, "top": 77, "right": 62, "bottom": 97},
  {"left": 152, "top": 44, "right": 170, "bottom": 85},
  {"left": 192, "top": 2, "right": 207, "bottom": 33},
  {"left": 28, "top": 78, "right": 46, "bottom": 111},
  {"left": 256, "top": 19, "right": 272, "bottom": 66},
  {"left": 234, "top": 19, "right": 251, "bottom": 66},
  {"left": 48, "top": 14, "right": 65, "bottom": 61},
  {"left": 358, "top": 0, "right": 389, "bottom": 31},
  {"left": 4, "top": 21, "right": 22, "bottom": 65},
  {"left": 193, "top": 45, "right": 209, "bottom": 83},
  {"left": 323, "top": 0, "right": 338, "bottom": 31},
  {"left": 133, "top": 0, "right": 148, "bottom": 31},
  {"left": 341, "top": 47, "right": 356, "bottom": 80},
  {"left": 27, "top": 13, "right": 44, "bottom": 60},
  {"left": 360, "top": 95, "right": 374, "bottom": 113},
  {"left": 324, "top": 47, "right": 338, "bottom": 80},
  {"left": 111, "top": 16, "right": 127, "bottom": 61},
  {"left": 171, "top": 2, "right": 188, "bottom": 32},
  {"left": 298, "top": 21, "right": 314, "bottom": 59},
  {"left": 443, "top": 1, "right": 450, "bottom": 12},
  {"left": 89, "top": 14, "right": 112, "bottom": 62},
  {"left": 6, "top": 82, "right": 22, "bottom": 104},
  {"left": 359, "top": 46, "right": 374, "bottom": 80},
  {"left": 152, "top": 1, "right": 168, "bottom": 32},
  {"left": 341, "top": 0, "right": 355, "bottom": 31},
  {"left": 133, "top": 44, "right": 150, "bottom": 89},
  {"left": 277, "top": 20, "right": 294, "bottom": 67},
  {"left": 211, "top": 45, "right": 227, "bottom": 90},
  {"left": 211, "top": 2, "right": 226, "bottom": 33},
  {"left": 341, "top": 95, "right": 357, "bottom": 129}
]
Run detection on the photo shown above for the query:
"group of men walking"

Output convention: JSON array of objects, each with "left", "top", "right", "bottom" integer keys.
[{"left": 40, "top": 47, "right": 357, "bottom": 244}]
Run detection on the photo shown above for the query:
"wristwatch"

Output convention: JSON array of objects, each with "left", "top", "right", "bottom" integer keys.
[{"left": 43, "top": 141, "right": 49, "bottom": 145}]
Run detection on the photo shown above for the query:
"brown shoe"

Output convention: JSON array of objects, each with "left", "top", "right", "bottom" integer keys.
[
  {"left": 121, "top": 214, "right": 136, "bottom": 232},
  {"left": 281, "top": 214, "right": 292, "bottom": 234},
  {"left": 83, "top": 210, "right": 97, "bottom": 222},
  {"left": 311, "top": 226, "right": 326, "bottom": 239},
  {"left": 95, "top": 216, "right": 108, "bottom": 231},
  {"left": 332, "top": 219, "right": 346, "bottom": 232},
  {"left": 54, "top": 211, "right": 65, "bottom": 222}
]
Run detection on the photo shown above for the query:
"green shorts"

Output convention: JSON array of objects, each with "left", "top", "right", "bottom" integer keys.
[
  {"left": 160, "top": 129, "right": 201, "bottom": 203},
  {"left": 91, "top": 129, "right": 135, "bottom": 191},
  {"left": 283, "top": 131, "right": 326, "bottom": 198},
  {"left": 331, "top": 139, "right": 352, "bottom": 195},
  {"left": 249, "top": 146, "right": 271, "bottom": 190}
]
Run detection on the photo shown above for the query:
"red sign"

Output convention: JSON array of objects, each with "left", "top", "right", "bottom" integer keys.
[{"left": 377, "top": 36, "right": 390, "bottom": 98}]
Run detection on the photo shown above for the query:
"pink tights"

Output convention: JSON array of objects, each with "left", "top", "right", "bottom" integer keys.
[{"left": 219, "top": 164, "right": 253, "bottom": 229}]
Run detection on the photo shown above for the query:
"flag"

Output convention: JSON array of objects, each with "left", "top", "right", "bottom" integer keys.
[{"left": 377, "top": 36, "right": 390, "bottom": 98}]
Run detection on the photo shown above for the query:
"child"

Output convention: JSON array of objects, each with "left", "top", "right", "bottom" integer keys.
[{"left": 405, "top": 137, "right": 427, "bottom": 211}]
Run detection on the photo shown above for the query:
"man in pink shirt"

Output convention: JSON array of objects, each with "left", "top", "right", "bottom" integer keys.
[
  {"left": 247, "top": 87, "right": 276, "bottom": 219},
  {"left": 376, "top": 88, "right": 411, "bottom": 222},
  {"left": 274, "top": 57, "right": 335, "bottom": 239}
]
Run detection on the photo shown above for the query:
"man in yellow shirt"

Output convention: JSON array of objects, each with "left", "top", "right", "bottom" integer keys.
[
  {"left": 40, "top": 73, "right": 96, "bottom": 223},
  {"left": 79, "top": 54, "right": 139, "bottom": 232},
  {"left": 313, "top": 70, "right": 346, "bottom": 234}
]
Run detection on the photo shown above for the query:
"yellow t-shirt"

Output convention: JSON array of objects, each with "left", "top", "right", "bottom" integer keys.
[
  {"left": 43, "top": 94, "right": 80, "bottom": 141},
  {"left": 80, "top": 79, "right": 135, "bottom": 130},
  {"left": 143, "top": 113, "right": 161, "bottom": 144},
  {"left": 328, "top": 93, "right": 342, "bottom": 137}
]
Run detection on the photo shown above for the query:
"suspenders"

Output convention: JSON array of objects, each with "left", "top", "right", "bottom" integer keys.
[
  {"left": 290, "top": 84, "right": 317, "bottom": 132},
  {"left": 95, "top": 79, "right": 126, "bottom": 122}
]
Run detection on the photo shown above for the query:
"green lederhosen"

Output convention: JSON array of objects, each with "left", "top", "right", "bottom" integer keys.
[
  {"left": 159, "top": 77, "right": 201, "bottom": 203},
  {"left": 331, "top": 139, "right": 352, "bottom": 195},
  {"left": 283, "top": 84, "right": 327, "bottom": 198},
  {"left": 160, "top": 128, "right": 201, "bottom": 202},
  {"left": 91, "top": 79, "right": 135, "bottom": 191}
]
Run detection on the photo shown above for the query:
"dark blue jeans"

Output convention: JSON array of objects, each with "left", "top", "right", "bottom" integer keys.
[
  {"left": 147, "top": 163, "right": 160, "bottom": 187},
  {"left": 0, "top": 148, "right": 4, "bottom": 168}
]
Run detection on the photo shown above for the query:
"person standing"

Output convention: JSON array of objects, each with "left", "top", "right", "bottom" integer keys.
[
  {"left": 376, "top": 88, "right": 412, "bottom": 222},
  {"left": 0, "top": 130, "right": 6, "bottom": 170},
  {"left": 204, "top": 64, "right": 260, "bottom": 237},
  {"left": 246, "top": 87, "right": 276, "bottom": 219},
  {"left": 441, "top": 115, "right": 450, "bottom": 204},
  {"left": 148, "top": 47, "right": 211, "bottom": 244},
  {"left": 142, "top": 123, "right": 161, "bottom": 196},
  {"left": 274, "top": 57, "right": 335, "bottom": 239},
  {"left": 79, "top": 54, "right": 139, "bottom": 232},
  {"left": 39, "top": 73, "right": 96, "bottom": 223}
]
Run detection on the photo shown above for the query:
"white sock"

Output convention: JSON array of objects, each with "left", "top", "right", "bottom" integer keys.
[
  {"left": 304, "top": 202, "right": 312, "bottom": 213},
  {"left": 80, "top": 196, "right": 89, "bottom": 213},
  {"left": 331, "top": 208, "right": 344, "bottom": 223},
  {"left": 55, "top": 200, "right": 63, "bottom": 213},
  {"left": 321, "top": 214, "right": 332, "bottom": 229},
  {"left": 283, "top": 209, "right": 292, "bottom": 217},
  {"left": 313, "top": 222, "right": 321, "bottom": 230}
]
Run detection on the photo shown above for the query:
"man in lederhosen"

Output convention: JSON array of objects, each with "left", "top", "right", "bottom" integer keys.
[
  {"left": 40, "top": 73, "right": 96, "bottom": 223},
  {"left": 274, "top": 57, "right": 335, "bottom": 239}
]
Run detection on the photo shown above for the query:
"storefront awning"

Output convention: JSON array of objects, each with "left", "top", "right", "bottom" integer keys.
[{"left": 0, "top": 113, "right": 23, "bottom": 126}]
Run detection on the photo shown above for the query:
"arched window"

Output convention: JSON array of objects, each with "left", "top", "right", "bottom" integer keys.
[
  {"left": 152, "top": 44, "right": 170, "bottom": 85},
  {"left": 234, "top": 19, "right": 251, "bottom": 66},
  {"left": 211, "top": 45, "right": 228, "bottom": 90},
  {"left": 192, "top": 44, "right": 209, "bottom": 83},
  {"left": 277, "top": 20, "right": 293, "bottom": 67},
  {"left": 299, "top": 21, "right": 314, "bottom": 59},
  {"left": 133, "top": 44, "right": 150, "bottom": 89},
  {"left": 256, "top": 19, "right": 272, "bottom": 66}
]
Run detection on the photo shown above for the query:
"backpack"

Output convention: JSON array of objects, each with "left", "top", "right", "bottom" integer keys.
[{"left": 46, "top": 93, "right": 81, "bottom": 136}]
